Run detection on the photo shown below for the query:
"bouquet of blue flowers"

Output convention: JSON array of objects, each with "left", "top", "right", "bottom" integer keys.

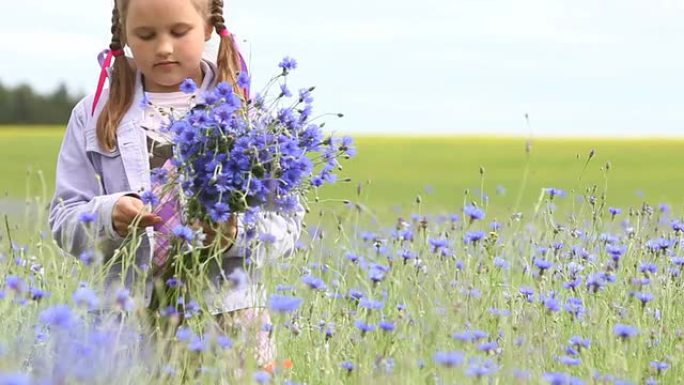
[
  {"left": 157, "top": 56, "right": 355, "bottom": 251},
  {"left": 144, "top": 57, "right": 354, "bottom": 314}
]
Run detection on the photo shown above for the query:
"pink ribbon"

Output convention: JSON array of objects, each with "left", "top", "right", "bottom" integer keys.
[{"left": 91, "top": 48, "right": 124, "bottom": 116}]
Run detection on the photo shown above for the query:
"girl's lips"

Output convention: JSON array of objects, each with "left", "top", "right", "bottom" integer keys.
[{"left": 155, "top": 61, "right": 179, "bottom": 67}]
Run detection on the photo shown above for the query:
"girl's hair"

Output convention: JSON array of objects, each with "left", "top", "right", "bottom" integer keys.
[{"left": 96, "top": 0, "right": 244, "bottom": 152}]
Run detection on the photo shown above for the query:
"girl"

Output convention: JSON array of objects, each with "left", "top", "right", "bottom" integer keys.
[{"left": 48, "top": 0, "right": 303, "bottom": 369}]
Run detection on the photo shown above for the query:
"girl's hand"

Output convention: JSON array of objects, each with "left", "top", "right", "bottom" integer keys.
[
  {"left": 199, "top": 214, "right": 238, "bottom": 250},
  {"left": 112, "top": 195, "right": 162, "bottom": 237}
]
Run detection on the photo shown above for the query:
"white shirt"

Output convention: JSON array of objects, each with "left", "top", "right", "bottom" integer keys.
[{"left": 140, "top": 61, "right": 213, "bottom": 145}]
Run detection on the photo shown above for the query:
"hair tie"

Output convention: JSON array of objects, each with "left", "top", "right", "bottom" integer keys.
[
  {"left": 218, "top": 27, "right": 230, "bottom": 37},
  {"left": 91, "top": 48, "right": 124, "bottom": 116}
]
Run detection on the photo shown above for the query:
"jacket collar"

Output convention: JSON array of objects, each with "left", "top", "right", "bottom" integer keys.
[{"left": 85, "top": 59, "right": 217, "bottom": 193}]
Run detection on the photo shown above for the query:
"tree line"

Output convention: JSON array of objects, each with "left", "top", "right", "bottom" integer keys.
[{"left": 0, "top": 81, "right": 82, "bottom": 125}]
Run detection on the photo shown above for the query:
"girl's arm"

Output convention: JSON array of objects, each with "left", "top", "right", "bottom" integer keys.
[
  {"left": 223, "top": 199, "right": 305, "bottom": 266},
  {"left": 48, "top": 99, "right": 137, "bottom": 259}
]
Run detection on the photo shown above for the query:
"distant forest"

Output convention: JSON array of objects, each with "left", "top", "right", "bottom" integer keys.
[{"left": 0, "top": 81, "right": 82, "bottom": 125}]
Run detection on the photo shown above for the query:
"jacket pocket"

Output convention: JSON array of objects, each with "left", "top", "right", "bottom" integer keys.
[{"left": 87, "top": 147, "right": 129, "bottom": 194}]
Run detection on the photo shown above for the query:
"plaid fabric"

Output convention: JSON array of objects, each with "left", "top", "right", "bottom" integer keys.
[{"left": 152, "top": 159, "right": 182, "bottom": 269}]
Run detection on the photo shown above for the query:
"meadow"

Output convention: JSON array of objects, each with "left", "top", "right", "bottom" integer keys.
[
  {"left": 1, "top": 126, "right": 684, "bottom": 384},
  {"left": 2, "top": 127, "right": 684, "bottom": 215}
]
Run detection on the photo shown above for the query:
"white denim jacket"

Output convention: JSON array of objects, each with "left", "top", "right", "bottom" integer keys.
[{"left": 48, "top": 60, "right": 304, "bottom": 313}]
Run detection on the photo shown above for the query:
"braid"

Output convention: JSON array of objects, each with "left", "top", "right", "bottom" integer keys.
[
  {"left": 110, "top": 7, "right": 123, "bottom": 51},
  {"left": 211, "top": 0, "right": 245, "bottom": 99},
  {"left": 96, "top": 1, "right": 136, "bottom": 152},
  {"left": 210, "top": 0, "right": 227, "bottom": 35}
]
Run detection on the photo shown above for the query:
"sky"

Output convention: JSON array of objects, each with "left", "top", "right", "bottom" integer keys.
[{"left": 2, "top": 0, "right": 684, "bottom": 137}]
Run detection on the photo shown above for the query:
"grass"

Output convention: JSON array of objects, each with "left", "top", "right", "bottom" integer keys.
[
  {"left": 3, "top": 126, "right": 684, "bottom": 221},
  {"left": 2, "top": 126, "right": 684, "bottom": 383}
]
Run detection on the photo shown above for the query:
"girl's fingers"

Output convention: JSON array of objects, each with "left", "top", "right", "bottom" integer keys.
[{"left": 138, "top": 213, "right": 163, "bottom": 228}]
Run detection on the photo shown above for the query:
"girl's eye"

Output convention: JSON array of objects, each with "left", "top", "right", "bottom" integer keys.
[
  {"left": 138, "top": 34, "right": 154, "bottom": 41},
  {"left": 172, "top": 29, "right": 190, "bottom": 37}
]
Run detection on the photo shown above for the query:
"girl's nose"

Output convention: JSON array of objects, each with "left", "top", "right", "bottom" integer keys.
[{"left": 156, "top": 36, "right": 173, "bottom": 57}]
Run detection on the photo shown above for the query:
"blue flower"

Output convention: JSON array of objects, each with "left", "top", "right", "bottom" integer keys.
[
  {"left": 368, "top": 263, "right": 389, "bottom": 283},
  {"left": 563, "top": 277, "right": 582, "bottom": 290},
  {"left": 280, "top": 83, "right": 292, "bottom": 97},
  {"left": 568, "top": 336, "right": 590, "bottom": 349},
  {"left": 359, "top": 298, "right": 384, "bottom": 310},
  {"left": 166, "top": 277, "right": 183, "bottom": 288},
  {"left": 188, "top": 336, "right": 207, "bottom": 352},
  {"left": 341, "top": 360, "right": 355, "bottom": 372},
  {"left": 5, "top": 275, "right": 25, "bottom": 293},
  {"left": 639, "top": 262, "right": 658, "bottom": 275},
  {"left": 216, "top": 335, "right": 233, "bottom": 349},
  {"left": 269, "top": 294, "right": 303, "bottom": 313},
  {"left": 78, "top": 211, "right": 97, "bottom": 224},
  {"left": 465, "top": 358, "right": 498, "bottom": 377},
  {"left": 429, "top": 237, "right": 449, "bottom": 253},
  {"left": 433, "top": 351, "right": 464, "bottom": 367},
  {"left": 558, "top": 356, "right": 581, "bottom": 366},
  {"left": 301, "top": 275, "right": 327, "bottom": 291},
  {"left": 564, "top": 297, "right": 585, "bottom": 319},
  {"left": 259, "top": 233, "right": 277, "bottom": 244},
  {"left": 650, "top": 361, "right": 669, "bottom": 373},
  {"left": 609, "top": 207, "right": 622, "bottom": 216},
  {"left": 478, "top": 341, "right": 498, "bottom": 353},
  {"left": 464, "top": 230, "right": 485, "bottom": 244},
  {"left": 338, "top": 135, "right": 356, "bottom": 157},
  {"left": 0, "top": 373, "right": 31, "bottom": 385},
  {"left": 175, "top": 326, "right": 193, "bottom": 342},
  {"left": 453, "top": 330, "right": 489, "bottom": 343},
  {"left": 543, "top": 296, "right": 560, "bottom": 312},
  {"left": 635, "top": 292, "right": 654, "bottom": 306},
  {"left": 172, "top": 225, "right": 194, "bottom": 243},
  {"left": 354, "top": 319, "right": 376, "bottom": 334},
  {"left": 150, "top": 168, "right": 168, "bottom": 184},
  {"left": 493, "top": 257, "right": 509, "bottom": 269},
  {"left": 614, "top": 324, "right": 638, "bottom": 339},
  {"left": 545, "top": 188, "right": 566, "bottom": 199},
  {"left": 39, "top": 305, "right": 75, "bottom": 328},
  {"left": 253, "top": 370, "right": 271, "bottom": 384},
  {"left": 30, "top": 287, "right": 46, "bottom": 301},
  {"left": 278, "top": 56, "right": 298, "bottom": 72},
  {"left": 236, "top": 71, "right": 250, "bottom": 89},
  {"left": 348, "top": 289, "right": 365, "bottom": 301},
  {"left": 73, "top": 286, "right": 99, "bottom": 310},
  {"left": 543, "top": 372, "right": 584, "bottom": 385},
  {"left": 179, "top": 78, "right": 198, "bottom": 94},
  {"left": 379, "top": 320, "right": 396, "bottom": 332},
  {"left": 464, "top": 204, "right": 485, "bottom": 221},
  {"left": 586, "top": 273, "right": 607, "bottom": 293},
  {"left": 606, "top": 244, "right": 627, "bottom": 262},
  {"left": 79, "top": 250, "right": 95, "bottom": 266},
  {"left": 140, "top": 190, "right": 159, "bottom": 206},
  {"left": 646, "top": 237, "right": 673, "bottom": 253},
  {"left": 534, "top": 258, "right": 553, "bottom": 273},
  {"left": 115, "top": 288, "right": 134, "bottom": 311},
  {"left": 299, "top": 87, "right": 314, "bottom": 104},
  {"left": 672, "top": 220, "right": 684, "bottom": 232},
  {"left": 519, "top": 286, "right": 535, "bottom": 302},
  {"left": 209, "top": 202, "right": 230, "bottom": 223}
]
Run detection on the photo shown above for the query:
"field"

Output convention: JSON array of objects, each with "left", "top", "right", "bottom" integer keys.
[
  {"left": 2, "top": 127, "right": 684, "bottom": 216},
  {"left": 1, "top": 126, "right": 684, "bottom": 384}
]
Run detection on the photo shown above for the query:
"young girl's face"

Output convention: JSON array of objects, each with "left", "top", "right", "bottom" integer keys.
[{"left": 125, "top": 0, "right": 211, "bottom": 92}]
